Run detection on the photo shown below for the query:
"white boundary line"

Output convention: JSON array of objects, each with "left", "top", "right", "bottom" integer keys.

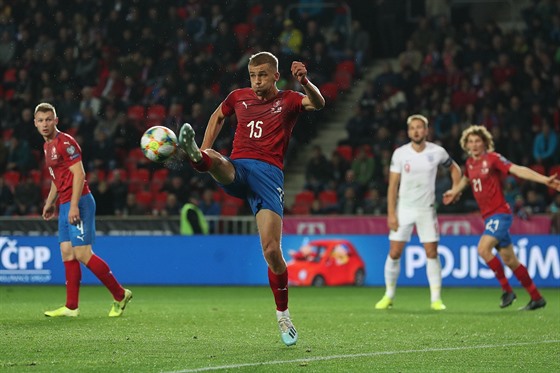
[{"left": 166, "top": 340, "right": 560, "bottom": 373}]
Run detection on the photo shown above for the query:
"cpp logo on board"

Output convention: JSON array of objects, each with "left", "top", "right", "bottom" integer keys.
[
  {"left": 405, "top": 237, "right": 560, "bottom": 284},
  {"left": 0, "top": 237, "right": 52, "bottom": 283}
]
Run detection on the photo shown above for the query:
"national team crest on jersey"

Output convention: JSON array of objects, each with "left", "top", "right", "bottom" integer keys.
[
  {"left": 481, "top": 160, "right": 489, "bottom": 174},
  {"left": 271, "top": 99, "right": 282, "bottom": 114},
  {"left": 51, "top": 146, "right": 58, "bottom": 160},
  {"left": 404, "top": 162, "right": 411, "bottom": 172}
]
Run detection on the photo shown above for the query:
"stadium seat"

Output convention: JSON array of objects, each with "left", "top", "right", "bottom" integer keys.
[
  {"left": 290, "top": 202, "right": 311, "bottom": 215},
  {"left": 318, "top": 190, "right": 338, "bottom": 207},
  {"left": 3, "top": 170, "right": 21, "bottom": 190},
  {"left": 154, "top": 191, "right": 168, "bottom": 210},
  {"left": 294, "top": 190, "right": 315, "bottom": 205},
  {"left": 221, "top": 201, "right": 240, "bottom": 216},
  {"left": 28, "top": 169, "right": 42, "bottom": 184},
  {"left": 107, "top": 168, "right": 128, "bottom": 183},
  {"left": 222, "top": 194, "right": 245, "bottom": 207},
  {"left": 127, "top": 105, "right": 145, "bottom": 122},
  {"left": 2, "top": 128, "right": 13, "bottom": 142},
  {"left": 549, "top": 165, "right": 560, "bottom": 177},
  {"left": 319, "top": 82, "right": 339, "bottom": 105},
  {"left": 529, "top": 164, "right": 546, "bottom": 175},
  {"left": 336, "top": 60, "right": 356, "bottom": 77},
  {"left": 334, "top": 70, "right": 352, "bottom": 92},
  {"left": 125, "top": 148, "right": 148, "bottom": 172},
  {"left": 233, "top": 23, "right": 252, "bottom": 48},
  {"left": 135, "top": 190, "right": 153, "bottom": 209},
  {"left": 147, "top": 104, "right": 167, "bottom": 121},
  {"left": 336, "top": 145, "right": 354, "bottom": 162},
  {"left": 128, "top": 168, "right": 151, "bottom": 193}
]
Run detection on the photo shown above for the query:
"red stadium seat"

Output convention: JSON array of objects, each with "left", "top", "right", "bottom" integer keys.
[
  {"left": 127, "top": 105, "right": 145, "bottom": 121},
  {"left": 318, "top": 190, "right": 338, "bottom": 207},
  {"left": 147, "top": 104, "right": 167, "bottom": 121},
  {"left": 28, "top": 169, "right": 42, "bottom": 184},
  {"left": 290, "top": 202, "right": 311, "bottom": 215},
  {"left": 529, "top": 164, "right": 546, "bottom": 175},
  {"left": 334, "top": 70, "right": 352, "bottom": 92},
  {"left": 154, "top": 191, "right": 168, "bottom": 210},
  {"left": 319, "top": 82, "right": 339, "bottom": 105},
  {"left": 294, "top": 190, "right": 315, "bottom": 205},
  {"left": 3, "top": 170, "right": 21, "bottom": 190},
  {"left": 135, "top": 190, "right": 153, "bottom": 208},
  {"left": 233, "top": 23, "right": 252, "bottom": 48},
  {"left": 335, "top": 145, "right": 353, "bottom": 162},
  {"left": 549, "top": 165, "right": 560, "bottom": 177},
  {"left": 336, "top": 60, "right": 356, "bottom": 77}
]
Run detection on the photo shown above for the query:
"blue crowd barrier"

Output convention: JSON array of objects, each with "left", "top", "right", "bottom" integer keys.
[{"left": 0, "top": 235, "right": 558, "bottom": 287}]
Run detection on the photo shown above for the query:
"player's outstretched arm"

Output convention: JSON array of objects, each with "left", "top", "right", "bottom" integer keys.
[
  {"left": 291, "top": 61, "right": 325, "bottom": 111},
  {"left": 443, "top": 176, "right": 470, "bottom": 205},
  {"left": 509, "top": 165, "right": 560, "bottom": 191}
]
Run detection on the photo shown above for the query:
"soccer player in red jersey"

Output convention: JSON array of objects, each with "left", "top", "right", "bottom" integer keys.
[
  {"left": 34, "top": 103, "right": 132, "bottom": 317},
  {"left": 444, "top": 125, "right": 560, "bottom": 310},
  {"left": 178, "top": 52, "right": 325, "bottom": 345}
]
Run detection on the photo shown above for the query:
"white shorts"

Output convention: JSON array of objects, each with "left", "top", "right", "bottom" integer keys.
[{"left": 388, "top": 206, "right": 439, "bottom": 243}]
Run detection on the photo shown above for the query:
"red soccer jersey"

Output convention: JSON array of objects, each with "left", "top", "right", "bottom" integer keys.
[
  {"left": 464, "top": 152, "right": 512, "bottom": 219},
  {"left": 43, "top": 132, "right": 90, "bottom": 204},
  {"left": 221, "top": 88, "right": 305, "bottom": 169}
]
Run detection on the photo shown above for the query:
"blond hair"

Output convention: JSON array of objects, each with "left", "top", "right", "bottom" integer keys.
[
  {"left": 34, "top": 102, "right": 57, "bottom": 118},
  {"left": 248, "top": 51, "right": 278, "bottom": 71},
  {"left": 460, "top": 125, "right": 495, "bottom": 152},
  {"left": 406, "top": 114, "right": 428, "bottom": 128}
]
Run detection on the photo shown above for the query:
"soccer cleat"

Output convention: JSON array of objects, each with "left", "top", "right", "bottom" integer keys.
[
  {"left": 109, "top": 288, "right": 133, "bottom": 317},
  {"left": 178, "top": 123, "right": 202, "bottom": 162},
  {"left": 278, "top": 315, "right": 298, "bottom": 346},
  {"left": 375, "top": 295, "right": 393, "bottom": 310},
  {"left": 499, "top": 291, "right": 517, "bottom": 308},
  {"left": 44, "top": 306, "right": 79, "bottom": 317},
  {"left": 519, "top": 297, "right": 546, "bottom": 311},
  {"left": 430, "top": 300, "right": 447, "bottom": 311}
]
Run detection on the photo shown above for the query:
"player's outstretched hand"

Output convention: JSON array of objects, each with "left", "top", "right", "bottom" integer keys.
[
  {"left": 545, "top": 173, "right": 560, "bottom": 192},
  {"left": 291, "top": 61, "right": 308, "bottom": 84},
  {"left": 442, "top": 189, "right": 461, "bottom": 205}
]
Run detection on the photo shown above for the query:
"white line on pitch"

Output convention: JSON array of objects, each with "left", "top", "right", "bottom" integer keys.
[{"left": 165, "top": 340, "right": 560, "bottom": 373}]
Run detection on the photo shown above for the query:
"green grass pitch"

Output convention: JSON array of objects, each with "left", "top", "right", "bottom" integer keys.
[{"left": 1, "top": 286, "right": 558, "bottom": 372}]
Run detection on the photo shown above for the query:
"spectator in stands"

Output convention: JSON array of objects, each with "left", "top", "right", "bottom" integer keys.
[
  {"left": 337, "top": 186, "right": 359, "bottom": 215},
  {"left": 163, "top": 175, "right": 191, "bottom": 206},
  {"left": 0, "top": 175, "right": 14, "bottom": 215},
  {"left": 198, "top": 188, "right": 221, "bottom": 217},
  {"left": 351, "top": 145, "right": 375, "bottom": 193},
  {"left": 91, "top": 180, "right": 114, "bottom": 216},
  {"left": 305, "top": 41, "right": 336, "bottom": 86},
  {"left": 304, "top": 145, "right": 332, "bottom": 195},
  {"left": 361, "top": 186, "right": 385, "bottom": 215},
  {"left": 109, "top": 169, "right": 128, "bottom": 216},
  {"left": 6, "top": 137, "right": 33, "bottom": 174},
  {"left": 344, "top": 105, "right": 373, "bottom": 148},
  {"left": 328, "top": 149, "right": 350, "bottom": 190},
  {"left": 278, "top": 19, "right": 303, "bottom": 55},
  {"left": 160, "top": 193, "right": 182, "bottom": 216},
  {"left": 533, "top": 120, "right": 558, "bottom": 171}
]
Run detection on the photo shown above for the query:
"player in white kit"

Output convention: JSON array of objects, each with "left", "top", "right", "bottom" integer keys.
[{"left": 375, "top": 114, "right": 462, "bottom": 310}]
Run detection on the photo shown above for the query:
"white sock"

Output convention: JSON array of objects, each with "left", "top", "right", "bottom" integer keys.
[
  {"left": 426, "top": 257, "right": 442, "bottom": 302},
  {"left": 276, "top": 309, "right": 290, "bottom": 321},
  {"left": 384, "top": 256, "right": 400, "bottom": 299}
]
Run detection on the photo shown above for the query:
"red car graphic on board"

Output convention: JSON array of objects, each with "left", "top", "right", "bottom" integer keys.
[{"left": 287, "top": 239, "right": 366, "bottom": 286}]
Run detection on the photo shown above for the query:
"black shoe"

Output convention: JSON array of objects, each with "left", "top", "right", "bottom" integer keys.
[
  {"left": 519, "top": 298, "right": 546, "bottom": 311},
  {"left": 499, "top": 291, "right": 517, "bottom": 308}
]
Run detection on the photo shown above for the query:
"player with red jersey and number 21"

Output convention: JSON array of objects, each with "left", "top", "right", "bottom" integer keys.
[
  {"left": 177, "top": 51, "right": 325, "bottom": 346},
  {"left": 443, "top": 125, "right": 560, "bottom": 310}
]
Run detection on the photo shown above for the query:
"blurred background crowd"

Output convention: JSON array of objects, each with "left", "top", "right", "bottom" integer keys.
[{"left": 0, "top": 0, "right": 558, "bottom": 229}]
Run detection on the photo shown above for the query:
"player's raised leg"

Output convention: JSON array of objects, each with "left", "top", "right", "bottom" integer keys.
[{"left": 178, "top": 123, "right": 202, "bottom": 162}]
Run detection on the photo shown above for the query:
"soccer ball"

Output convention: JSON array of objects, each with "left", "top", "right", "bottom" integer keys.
[{"left": 140, "top": 126, "right": 178, "bottom": 163}]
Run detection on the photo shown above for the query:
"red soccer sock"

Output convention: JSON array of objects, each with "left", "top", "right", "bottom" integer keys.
[
  {"left": 268, "top": 267, "right": 289, "bottom": 312},
  {"left": 64, "top": 259, "right": 81, "bottom": 310},
  {"left": 486, "top": 256, "right": 513, "bottom": 293},
  {"left": 513, "top": 264, "right": 542, "bottom": 301},
  {"left": 86, "top": 255, "right": 125, "bottom": 301},
  {"left": 190, "top": 151, "right": 212, "bottom": 172}
]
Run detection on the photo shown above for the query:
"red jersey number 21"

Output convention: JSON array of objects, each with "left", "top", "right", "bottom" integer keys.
[
  {"left": 247, "top": 120, "right": 263, "bottom": 138},
  {"left": 472, "top": 178, "right": 482, "bottom": 192}
]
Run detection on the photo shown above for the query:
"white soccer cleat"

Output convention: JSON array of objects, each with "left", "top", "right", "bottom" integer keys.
[
  {"left": 277, "top": 310, "right": 298, "bottom": 346},
  {"left": 178, "top": 123, "right": 202, "bottom": 162}
]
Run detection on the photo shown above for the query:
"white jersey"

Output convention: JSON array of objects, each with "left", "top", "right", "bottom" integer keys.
[{"left": 390, "top": 142, "right": 452, "bottom": 209}]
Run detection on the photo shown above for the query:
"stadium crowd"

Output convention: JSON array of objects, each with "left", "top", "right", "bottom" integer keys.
[{"left": 0, "top": 0, "right": 558, "bottom": 231}]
